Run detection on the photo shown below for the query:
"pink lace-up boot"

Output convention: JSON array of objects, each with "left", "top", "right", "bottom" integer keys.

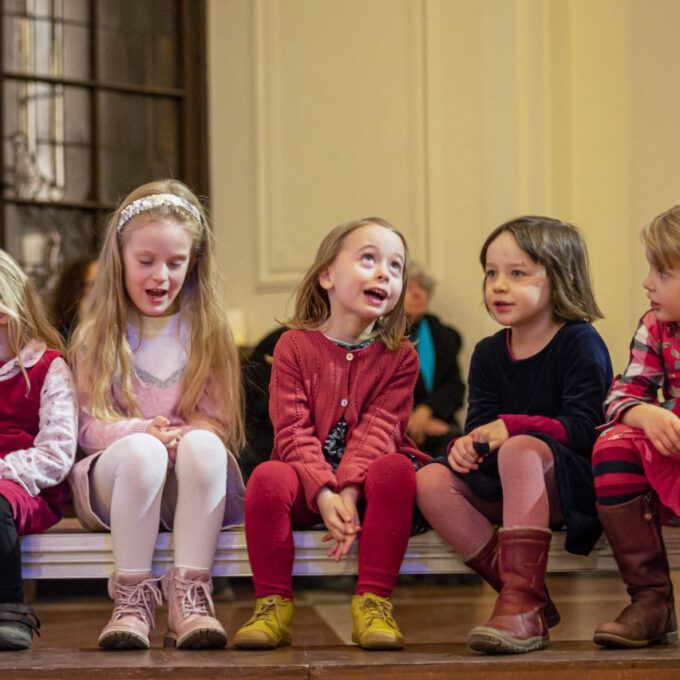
[
  {"left": 162, "top": 568, "right": 227, "bottom": 649},
  {"left": 98, "top": 572, "right": 162, "bottom": 649}
]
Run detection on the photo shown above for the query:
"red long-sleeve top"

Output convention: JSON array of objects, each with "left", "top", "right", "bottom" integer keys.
[{"left": 269, "top": 329, "right": 430, "bottom": 512}]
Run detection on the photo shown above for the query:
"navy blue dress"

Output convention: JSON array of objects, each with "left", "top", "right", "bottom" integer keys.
[{"left": 450, "top": 321, "right": 613, "bottom": 555}]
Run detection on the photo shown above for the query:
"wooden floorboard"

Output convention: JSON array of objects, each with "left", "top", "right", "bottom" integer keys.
[{"left": 2, "top": 574, "right": 680, "bottom": 678}]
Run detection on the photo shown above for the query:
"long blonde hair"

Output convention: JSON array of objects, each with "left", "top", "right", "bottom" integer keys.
[
  {"left": 286, "top": 217, "right": 410, "bottom": 351},
  {"left": 0, "top": 249, "right": 64, "bottom": 389},
  {"left": 69, "top": 179, "right": 244, "bottom": 453}
]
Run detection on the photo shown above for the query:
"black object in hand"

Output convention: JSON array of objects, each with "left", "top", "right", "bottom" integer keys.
[{"left": 472, "top": 441, "right": 490, "bottom": 456}]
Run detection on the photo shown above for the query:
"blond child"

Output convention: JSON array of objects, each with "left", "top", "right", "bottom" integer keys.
[
  {"left": 69, "top": 180, "right": 244, "bottom": 650},
  {"left": 0, "top": 250, "right": 77, "bottom": 650}
]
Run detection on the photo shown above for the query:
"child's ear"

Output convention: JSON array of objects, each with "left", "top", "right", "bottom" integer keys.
[
  {"left": 0, "top": 313, "right": 8, "bottom": 325},
  {"left": 318, "top": 268, "right": 333, "bottom": 290}
]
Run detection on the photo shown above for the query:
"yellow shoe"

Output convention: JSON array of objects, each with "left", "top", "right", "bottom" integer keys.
[
  {"left": 233, "top": 596, "right": 294, "bottom": 649},
  {"left": 351, "top": 593, "right": 404, "bottom": 650}
]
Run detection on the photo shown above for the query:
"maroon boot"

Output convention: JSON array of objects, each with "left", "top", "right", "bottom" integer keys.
[
  {"left": 468, "top": 527, "right": 551, "bottom": 654},
  {"left": 465, "top": 530, "right": 560, "bottom": 629},
  {"left": 593, "top": 494, "right": 677, "bottom": 648}
]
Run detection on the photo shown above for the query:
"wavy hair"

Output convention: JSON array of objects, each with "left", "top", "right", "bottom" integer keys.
[
  {"left": 480, "top": 215, "right": 603, "bottom": 322},
  {"left": 0, "top": 249, "right": 64, "bottom": 389},
  {"left": 69, "top": 179, "right": 244, "bottom": 453},
  {"left": 286, "top": 217, "right": 410, "bottom": 350},
  {"left": 642, "top": 204, "right": 680, "bottom": 272}
]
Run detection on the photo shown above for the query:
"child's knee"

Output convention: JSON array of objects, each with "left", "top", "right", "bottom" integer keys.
[
  {"left": 175, "top": 429, "right": 227, "bottom": 478},
  {"left": 246, "top": 461, "right": 298, "bottom": 502}
]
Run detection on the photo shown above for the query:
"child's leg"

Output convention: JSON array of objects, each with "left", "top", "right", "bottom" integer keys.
[
  {"left": 416, "top": 462, "right": 499, "bottom": 560},
  {"left": 0, "top": 495, "right": 39, "bottom": 650},
  {"left": 350, "top": 454, "right": 414, "bottom": 650},
  {"left": 591, "top": 433, "right": 676, "bottom": 648},
  {"left": 92, "top": 433, "right": 168, "bottom": 572},
  {"left": 417, "top": 456, "right": 560, "bottom": 629},
  {"left": 159, "top": 430, "right": 228, "bottom": 649},
  {"left": 233, "top": 461, "right": 315, "bottom": 649},
  {"left": 469, "top": 435, "right": 559, "bottom": 654},
  {"left": 0, "top": 497, "right": 22, "bottom": 605},
  {"left": 243, "top": 460, "right": 318, "bottom": 599},
  {"left": 165, "top": 430, "right": 227, "bottom": 569},
  {"left": 498, "top": 434, "right": 562, "bottom": 528},
  {"left": 357, "top": 453, "right": 416, "bottom": 597},
  {"left": 91, "top": 433, "right": 167, "bottom": 649}
]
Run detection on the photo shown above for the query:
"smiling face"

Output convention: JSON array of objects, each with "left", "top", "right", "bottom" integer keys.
[
  {"left": 318, "top": 223, "right": 405, "bottom": 341},
  {"left": 643, "top": 253, "right": 680, "bottom": 322},
  {"left": 121, "top": 216, "right": 193, "bottom": 317},
  {"left": 483, "top": 230, "right": 553, "bottom": 331}
]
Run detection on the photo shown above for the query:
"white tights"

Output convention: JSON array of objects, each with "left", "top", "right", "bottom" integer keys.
[{"left": 91, "top": 430, "right": 228, "bottom": 573}]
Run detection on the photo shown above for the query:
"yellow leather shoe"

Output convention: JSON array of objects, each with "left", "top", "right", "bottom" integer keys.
[
  {"left": 351, "top": 593, "right": 404, "bottom": 650},
  {"left": 233, "top": 596, "right": 294, "bottom": 649}
]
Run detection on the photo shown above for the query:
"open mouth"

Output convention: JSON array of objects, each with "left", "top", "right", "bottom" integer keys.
[
  {"left": 146, "top": 288, "right": 168, "bottom": 299},
  {"left": 364, "top": 288, "right": 387, "bottom": 303}
]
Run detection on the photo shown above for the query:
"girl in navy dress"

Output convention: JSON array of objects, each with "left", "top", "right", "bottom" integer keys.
[{"left": 417, "top": 216, "right": 612, "bottom": 654}]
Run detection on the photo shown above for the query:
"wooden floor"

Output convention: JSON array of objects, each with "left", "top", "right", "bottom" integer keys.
[{"left": 2, "top": 573, "right": 680, "bottom": 678}]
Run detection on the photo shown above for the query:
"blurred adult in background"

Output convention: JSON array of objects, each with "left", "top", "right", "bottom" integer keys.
[
  {"left": 241, "top": 326, "right": 286, "bottom": 479},
  {"left": 51, "top": 255, "right": 98, "bottom": 341},
  {"left": 406, "top": 263, "right": 464, "bottom": 456}
]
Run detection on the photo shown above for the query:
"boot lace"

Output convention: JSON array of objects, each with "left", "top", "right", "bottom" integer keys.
[
  {"left": 244, "top": 597, "right": 282, "bottom": 634},
  {"left": 111, "top": 577, "right": 162, "bottom": 629},
  {"left": 360, "top": 596, "right": 397, "bottom": 627},
  {"left": 170, "top": 573, "right": 216, "bottom": 619}
]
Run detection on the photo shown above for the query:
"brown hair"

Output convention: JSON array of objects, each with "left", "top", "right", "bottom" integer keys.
[
  {"left": 480, "top": 215, "right": 603, "bottom": 322},
  {"left": 286, "top": 217, "right": 410, "bottom": 350},
  {"left": 642, "top": 204, "right": 680, "bottom": 272}
]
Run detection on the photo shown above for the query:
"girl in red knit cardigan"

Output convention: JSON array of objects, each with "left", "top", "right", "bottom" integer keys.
[{"left": 234, "top": 217, "right": 430, "bottom": 650}]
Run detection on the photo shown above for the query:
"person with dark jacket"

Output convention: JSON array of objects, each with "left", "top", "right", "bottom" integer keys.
[{"left": 405, "top": 264, "right": 465, "bottom": 457}]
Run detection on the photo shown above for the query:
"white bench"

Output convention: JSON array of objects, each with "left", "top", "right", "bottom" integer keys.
[{"left": 19, "top": 518, "right": 680, "bottom": 579}]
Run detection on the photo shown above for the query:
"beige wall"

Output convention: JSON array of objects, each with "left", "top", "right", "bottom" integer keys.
[{"left": 208, "top": 0, "right": 680, "bottom": 377}]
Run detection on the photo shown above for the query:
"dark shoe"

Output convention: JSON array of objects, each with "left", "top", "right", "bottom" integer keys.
[
  {"left": 465, "top": 530, "right": 560, "bottom": 629},
  {"left": 468, "top": 527, "right": 551, "bottom": 654},
  {"left": 0, "top": 603, "right": 40, "bottom": 650},
  {"left": 593, "top": 494, "right": 678, "bottom": 648}
]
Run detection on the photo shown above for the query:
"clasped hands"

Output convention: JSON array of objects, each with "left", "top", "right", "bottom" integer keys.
[
  {"left": 146, "top": 416, "right": 181, "bottom": 467},
  {"left": 447, "top": 418, "right": 509, "bottom": 474},
  {"left": 316, "top": 485, "right": 362, "bottom": 562}
]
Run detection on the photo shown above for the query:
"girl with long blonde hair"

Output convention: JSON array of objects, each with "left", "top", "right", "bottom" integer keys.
[
  {"left": 69, "top": 179, "right": 244, "bottom": 651},
  {"left": 0, "top": 249, "right": 77, "bottom": 650}
]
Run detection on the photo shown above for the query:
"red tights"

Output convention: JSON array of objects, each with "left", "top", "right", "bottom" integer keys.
[{"left": 244, "top": 454, "right": 416, "bottom": 599}]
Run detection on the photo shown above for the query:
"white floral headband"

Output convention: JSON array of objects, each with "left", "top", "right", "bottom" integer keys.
[{"left": 116, "top": 193, "right": 203, "bottom": 233}]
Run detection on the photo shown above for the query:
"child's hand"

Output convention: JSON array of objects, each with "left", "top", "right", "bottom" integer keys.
[
  {"left": 322, "top": 486, "right": 362, "bottom": 561},
  {"left": 146, "top": 416, "right": 181, "bottom": 463},
  {"left": 632, "top": 405, "right": 680, "bottom": 457},
  {"left": 316, "top": 488, "right": 359, "bottom": 552},
  {"left": 471, "top": 419, "right": 509, "bottom": 452},
  {"left": 448, "top": 434, "right": 483, "bottom": 473}
]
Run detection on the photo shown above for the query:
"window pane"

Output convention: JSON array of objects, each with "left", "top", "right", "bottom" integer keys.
[
  {"left": 95, "top": 0, "right": 179, "bottom": 88},
  {"left": 3, "top": 203, "right": 97, "bottom": 291},
  {"left": 3, "top": 81, "right": 92, "bottom": 202},
  {"left": 2, "top": 3, "right": 90, "bottom": 80},
  {"left": 97, "top": 92, "right": 179, "bottom": 203}
]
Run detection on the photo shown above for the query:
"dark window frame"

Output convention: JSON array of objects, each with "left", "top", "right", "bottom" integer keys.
[{"left": 0, "top": 0, "right": 208, "bottom": 252}]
